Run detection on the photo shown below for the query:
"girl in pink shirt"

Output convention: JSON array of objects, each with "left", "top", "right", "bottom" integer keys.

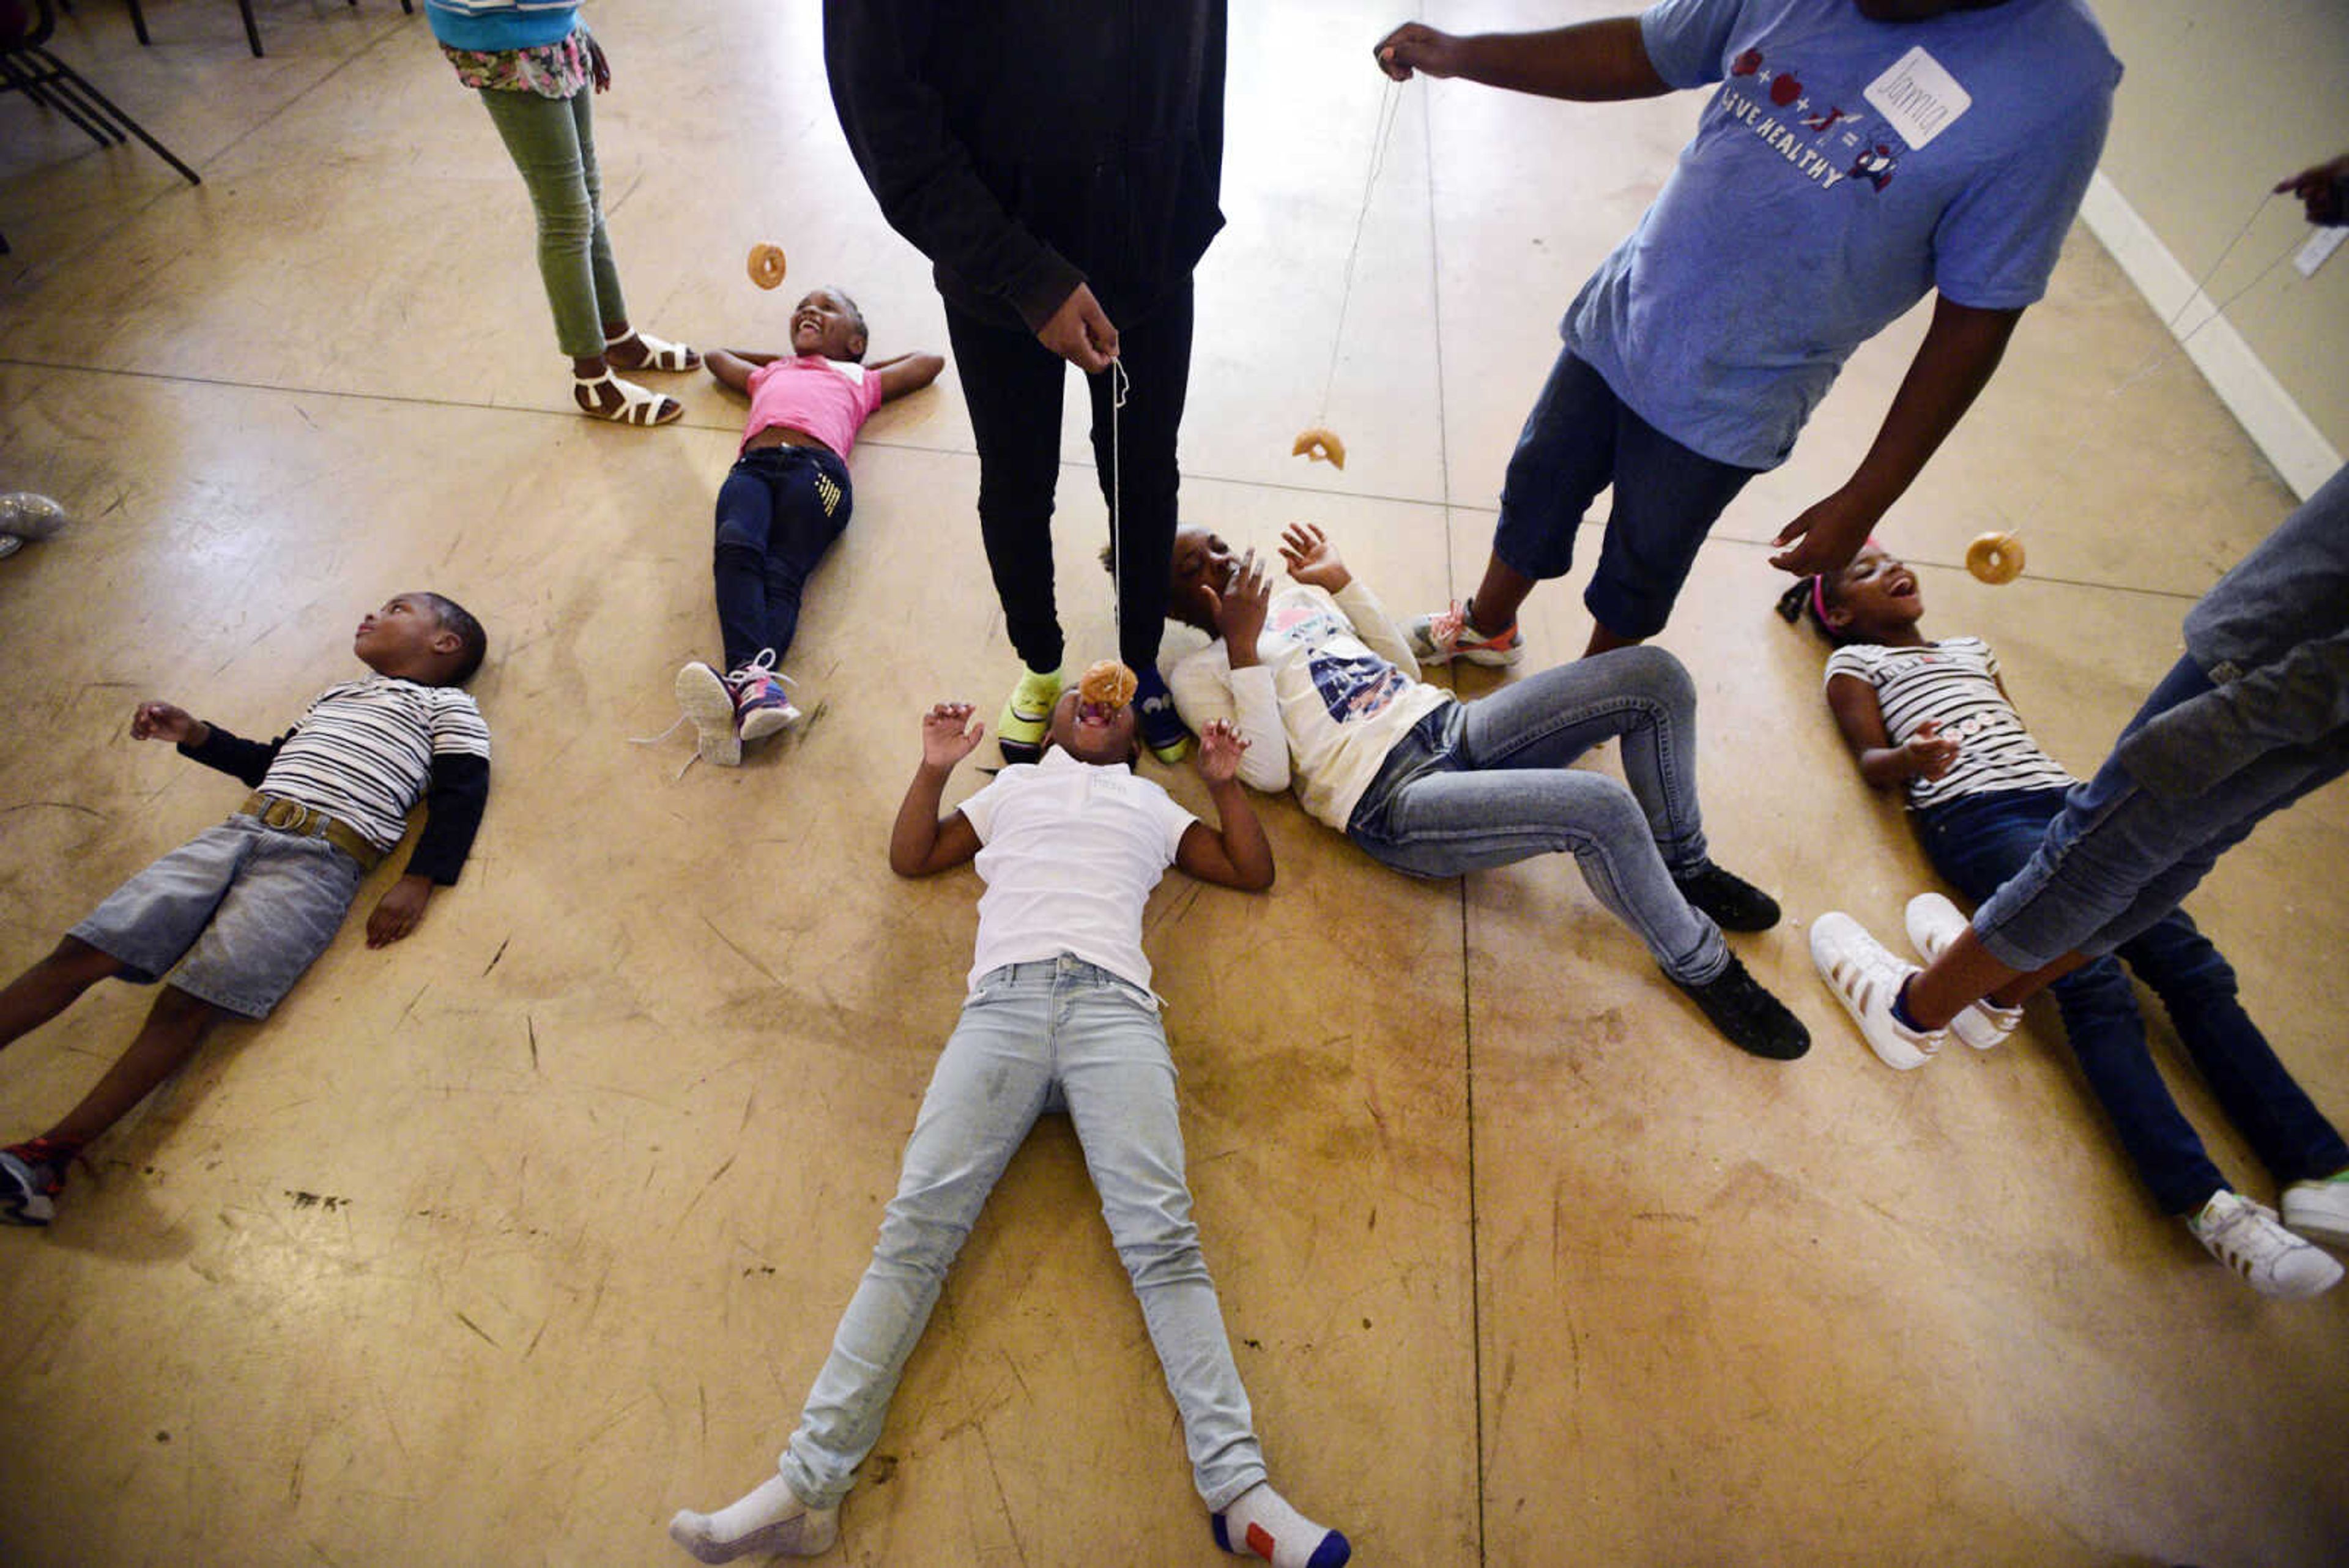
[{"left": 675, "top": 288, "right": 943, "bottom": 765}]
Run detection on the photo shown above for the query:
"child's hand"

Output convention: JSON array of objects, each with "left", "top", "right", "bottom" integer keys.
[
  {"left": 131, "top": 701, "right": 201, "bottom": 745},
  {"left": 1206, "top": 548, "right": 1272, "bottom": 652},
  {"left": 1375, "top": 22, "right": 1463, "bottom": 81},
  {"left": 1194, "top": 719, "right": 1251, "bottom": 786},
  {"left": 1278, "top": 522, "right": 1351, "bottom": 593},
  {"left": 921, "top": 702, "right": 985, "bottom": 769},
  {"left": 366, "top": 875, "right": 434, "bottom": 948},
  {"left": 1901, "top": 719, "right": 1961, "bottom": 781}
]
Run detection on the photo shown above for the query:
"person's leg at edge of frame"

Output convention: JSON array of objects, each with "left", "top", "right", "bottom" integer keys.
[
  {"left": 1576, "top": 395, "right": 1757, "bottom": 659},
  {"left": 1087, "top": 284, "right": 1194, "bottom": 761},
  {"left": 946, "top": 302, "right": 1072, "bottom": 760},
  {"left": 0, "top": 936, "right": 123, "bottom": 1049},
  {"left": 667, "top": 973, "right": 1058, "bottom": 1563},
  {"left": 1053, "top": 969, "right": 1350, "bottom": 1568}
]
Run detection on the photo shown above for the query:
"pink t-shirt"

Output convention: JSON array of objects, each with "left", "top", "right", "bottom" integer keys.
[{"left": 742, "top": 355, "right": 887, "bottom": 458}]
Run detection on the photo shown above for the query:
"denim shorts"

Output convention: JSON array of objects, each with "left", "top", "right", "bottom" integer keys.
[{"left": 70, "top": 817, "right": 365, "bottom": 1019}]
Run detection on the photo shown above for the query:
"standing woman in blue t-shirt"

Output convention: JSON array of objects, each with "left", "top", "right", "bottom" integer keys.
[
  {"left": 424, "top": 1, "right": 699, "bottom": 427},
  {"left": 1373, "top": 0, "right": 2117, "bottom": 663}
]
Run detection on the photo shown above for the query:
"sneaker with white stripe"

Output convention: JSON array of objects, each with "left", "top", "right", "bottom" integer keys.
[
  {"left": 2188, "top": 1191, "right": 2341, "bottom": 1298},
  {"left": 1903, "top": 893, "right": 2022, "bottom": 1051}
]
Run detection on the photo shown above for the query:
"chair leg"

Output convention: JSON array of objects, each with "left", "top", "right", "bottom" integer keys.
[
  {"left": 32, "top": 49, "right": 203, "bottom": 185},
  {"left": 1, "top": 51, "right": 119, "bottom": 149},
  {"left": 239, "top": 0, "right": 264, "bottom": 58}
]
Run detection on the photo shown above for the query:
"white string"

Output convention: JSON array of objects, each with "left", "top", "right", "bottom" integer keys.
[
  {"left": 1318, "top": 78, "right": 1408, "bottom": 425},
  {"left": 1109, "top": 357, "right": 1129, "bottom": 656}
]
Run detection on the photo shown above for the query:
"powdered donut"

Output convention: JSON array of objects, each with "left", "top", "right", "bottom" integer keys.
[
  {"left": 1078, "top": 660, "right": 1138, "bottom": 711},
  {"left": 1966, "top": 531, "right": 2024, "bottom": 585},
  {"left": 1291, "top": 426, "right": 1347, "bottom": 470},
  {"left": 746, "top": 243, "right": 789, "bottom": 291}
]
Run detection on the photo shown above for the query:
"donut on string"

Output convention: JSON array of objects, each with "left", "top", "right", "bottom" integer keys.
[
  {"left": 746, "top": 243, "right": 789, "bottom": 291},
  {"left": 1292, "top": 426, "right": 1347, "bottom": 470},
  {"left": 1078, "top": 659, "right": 1138, "bottom": 712},
  {"left": 1966, "top": 531, "right": 2025, "bottom": 585}
]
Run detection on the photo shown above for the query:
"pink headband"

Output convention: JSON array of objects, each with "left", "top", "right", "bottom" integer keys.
[{"left": 1811, "top": 536, "right": 1887, "bottom": 622}]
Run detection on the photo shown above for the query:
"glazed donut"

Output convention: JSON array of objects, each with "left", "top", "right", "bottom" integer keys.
[
  {"left": 1965, "top": 531, "right": 2025, "bottom": 585},
  {"left": 1078, "top": 660, "right": 1138, "bottom": 711},
  {"left": 1291, "top": 426, "right": 1348, "bottom": 470},
  {"left": 746, "top": 243, "right": 789, "bottom": 291}
]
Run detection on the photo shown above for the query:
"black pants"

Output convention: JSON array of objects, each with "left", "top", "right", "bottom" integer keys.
[
  {"left": 711, "top": 444, "right": 853, "bottom": 672},
  {"left": 943, "top": 283, "right": 1192, "bottom": 674}
]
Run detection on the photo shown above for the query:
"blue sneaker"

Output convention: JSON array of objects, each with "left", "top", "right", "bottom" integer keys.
[{"left": 1133, "top": 666, "right": 1192, "bottom": 764}]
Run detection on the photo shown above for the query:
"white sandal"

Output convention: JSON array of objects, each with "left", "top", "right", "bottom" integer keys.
[
  {"left": 574, "top": 370, "right": 683, "bottom": 427},
  {"left": 604, "top": 329, "right": 702, "bottom": 373}
]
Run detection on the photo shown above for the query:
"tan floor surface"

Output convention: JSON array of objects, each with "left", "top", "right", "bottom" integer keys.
[{"left": 2, "top": 3, "right": 2344, "bottom": 1565}]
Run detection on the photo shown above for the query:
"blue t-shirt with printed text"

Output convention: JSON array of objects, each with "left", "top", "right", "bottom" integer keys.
[{"left": 1566, "top": 0, "right": 2118, "bottom": 470}]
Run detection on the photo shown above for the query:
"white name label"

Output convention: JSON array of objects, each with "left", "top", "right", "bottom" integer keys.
[{"left": 1864, "top": 46, "right": 1970, "bottom": 149}]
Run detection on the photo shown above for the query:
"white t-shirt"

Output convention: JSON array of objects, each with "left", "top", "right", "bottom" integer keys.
[
  {"left": 954, "top": 748, "right": 1198, "bottom": 992},
  {"left": 1824, "top": 636, "right": 2074, "bottom": 809},
  {"left": 1167, "top": 580, "right": 1450, "bottom": 830}
]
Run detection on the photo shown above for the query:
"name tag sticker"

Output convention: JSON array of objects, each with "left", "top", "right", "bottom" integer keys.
[{"left": 1864, "top": 46, "right": 1970, "bottom": 149}]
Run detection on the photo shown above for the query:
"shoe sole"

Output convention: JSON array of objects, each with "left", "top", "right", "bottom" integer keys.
[
  {"left": 2280, "top": 1205, "right": 2349, "bottom": 1250},
  {"left": 1809, "top": 915, "right": 1934, "bottom": 1071},
  {"left": 1904, "top": 894, "right": 2014, "bottom": 1052},
  {"left": 675, "top": 664, "right": 741, "bottom": 767}
]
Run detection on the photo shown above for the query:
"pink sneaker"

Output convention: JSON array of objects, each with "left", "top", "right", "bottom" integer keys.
[{"left": 726, "top": 653, "right": 801, "bottom": 747}]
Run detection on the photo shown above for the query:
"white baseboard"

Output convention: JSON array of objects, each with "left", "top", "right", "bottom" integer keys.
[{"left": 2077, "top": 171, "right": 2341, "bottom": 501}]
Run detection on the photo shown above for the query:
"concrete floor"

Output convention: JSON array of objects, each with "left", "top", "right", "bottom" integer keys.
[{"left": 2, "top": 3, "right": 2344, "bottom": 1565}]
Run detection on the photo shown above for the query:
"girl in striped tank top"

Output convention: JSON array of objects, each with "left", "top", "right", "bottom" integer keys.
[{"left": 1776, "top": 543, "right": 2348, "bottom": 1299}]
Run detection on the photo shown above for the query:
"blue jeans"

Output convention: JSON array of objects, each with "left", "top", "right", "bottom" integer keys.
[
  {"left": 713, "top": 445, "right": 853, "bottom": 671},
  {"left": 1918, "top": 789, "right": 2349, "bottom": 1214},
  {"left": 1492, "top": 350, "right": 1759, "bottom": 641},
  {"left": 1345, "top": 647, "right": 1729, "bottom": 984},
  {"left": 1974, "top": 657, "right": 2349, "bottom": 970},
  {"left": 778, "top": 957, "right": 1264, "bottom": 1512}
]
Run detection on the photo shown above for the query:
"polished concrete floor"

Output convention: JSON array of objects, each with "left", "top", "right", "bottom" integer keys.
[{"left": 2, "top": 4, "right": 2345, "bottom": 1566}]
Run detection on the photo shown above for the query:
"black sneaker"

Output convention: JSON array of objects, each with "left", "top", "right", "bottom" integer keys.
[
  {"left": 1672, "top": 861, "right": 1781, "bottom": 932},
  {"left": 1669, "top": 956, "right": 1810, "bottom": 1060}
]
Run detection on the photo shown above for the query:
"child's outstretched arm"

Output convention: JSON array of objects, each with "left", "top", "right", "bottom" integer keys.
[
  {"left": 890, "top": 702, "right": 986, "bottom": 877},
  {"left": 874, "top": 352, "right": 946, "bottom": 402},
  {"left": 134, "top": 700, "right": 286, "bottom": 786},
  {"left": 705, "top": 349, "right": 778, "bottom": 395},
  {"left": 1825, "top": 675, "right": 1961, "bottom": 791},
  {"left": 1174, "top": 721, "right": 1275, "bottom": 892}
]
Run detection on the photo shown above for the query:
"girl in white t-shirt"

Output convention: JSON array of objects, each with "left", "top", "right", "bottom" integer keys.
[
  {"left": 1162, "top": 522, "right": 1806, "bottom": 1062},
  {"left": 1784, "top": 541, "right": 2348, "bottom": 1299}
]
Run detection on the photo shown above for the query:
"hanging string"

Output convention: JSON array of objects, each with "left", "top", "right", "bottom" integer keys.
[
  {"left": 1316, "top": 78, "right": 1408, "bottom": 425},
  {"left": 1108, "top": 357, "right": 1129, "bottom": 655}
]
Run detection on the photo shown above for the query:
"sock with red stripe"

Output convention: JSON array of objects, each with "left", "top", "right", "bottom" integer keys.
[{"left": 1213, "top": 1481, "right": 1351, "bottom": 1568}]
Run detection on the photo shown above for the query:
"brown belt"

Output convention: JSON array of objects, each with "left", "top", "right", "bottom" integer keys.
[{"left": 237, "top": 793, "right": 386, "bottom": 872}]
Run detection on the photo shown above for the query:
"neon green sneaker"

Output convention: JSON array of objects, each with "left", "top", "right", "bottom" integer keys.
[{"left": 996, "top": 666, "right": 1063, "bottom": 764}]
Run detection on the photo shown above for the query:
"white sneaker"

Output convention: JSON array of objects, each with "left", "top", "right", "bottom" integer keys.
[
  {"left": 675, "top": 661, "right": 741, "bottom": 767},
  {"left": 2188, "top": 1192, "right": 2341, "bottom": 1298},
  {"left": 1809, "top": 912, "right": 1944, "bottom": 1071},
  {"left": 2280, "top": 1170, "right": 2349, "bottom": 1249},
  {"left": 1903, "top": 893, "right": 2022, "bottom": 1052}
]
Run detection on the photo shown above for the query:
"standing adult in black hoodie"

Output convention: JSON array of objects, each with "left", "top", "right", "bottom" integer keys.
[{"left": 826, "top": 0, "right": 1226, "bottom": 765}]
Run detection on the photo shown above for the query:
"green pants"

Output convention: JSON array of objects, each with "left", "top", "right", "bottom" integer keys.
[{"left": 476, "top": 84, "right": 627, "bottom": 359}]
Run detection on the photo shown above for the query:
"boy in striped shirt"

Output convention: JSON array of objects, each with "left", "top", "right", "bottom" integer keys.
[{"left": 0, "top": 593, "right": 491, "bottom": 1226}]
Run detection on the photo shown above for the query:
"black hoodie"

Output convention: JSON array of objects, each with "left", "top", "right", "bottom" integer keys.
[{"left": 825, "top": 0, "right": 1226, "bottom": 333}]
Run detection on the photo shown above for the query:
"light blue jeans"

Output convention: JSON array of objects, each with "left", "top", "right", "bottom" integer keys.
[
  {"left": 777, "top": 957, "right": 1266, "bottom": 1512},
  {"left": 1345, "top": 646, "right": 1731, "bottom": 984}
]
